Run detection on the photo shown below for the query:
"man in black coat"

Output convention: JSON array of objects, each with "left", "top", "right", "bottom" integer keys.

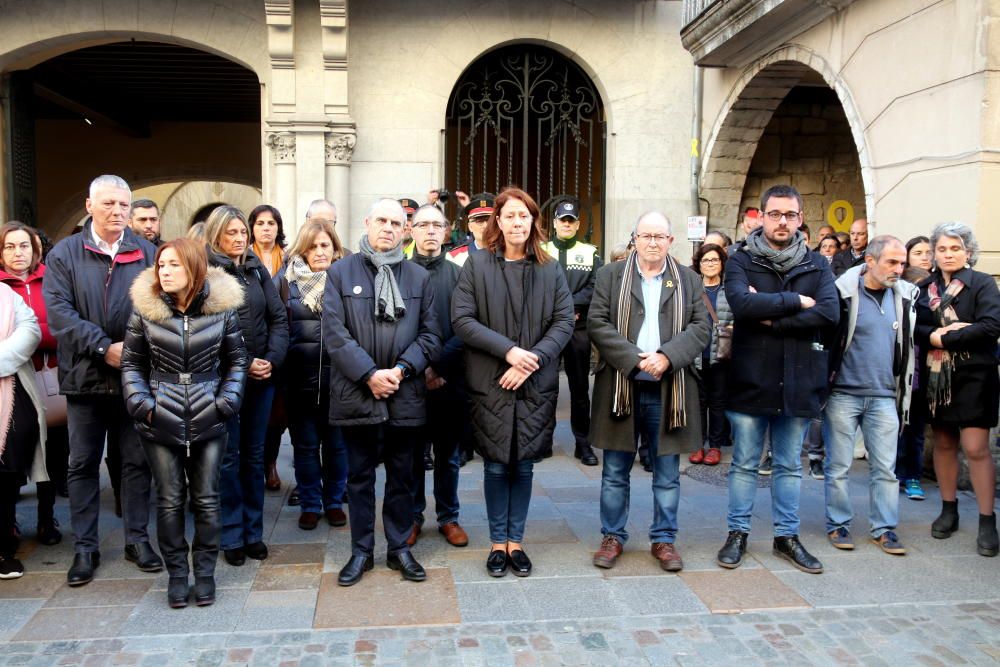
[
  {"left": 830, "top": 218, "right": 868, "bottom": 277},
  {"left": 716, "top": 184, "right": 839, "bottom": 575},
  {"left": 323, "top": 198, "right": 442, "bottom": 586},
  {"left": 44, "top": 175, "right": 162, "bottom": 586},
  {"left": 405, "top": 204, "right": 469, "bottom": 549}
]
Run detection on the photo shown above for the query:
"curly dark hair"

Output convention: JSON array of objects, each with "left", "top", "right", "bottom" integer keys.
[{"left": 692, "top": 242, "right": 727, "bottom": 276}]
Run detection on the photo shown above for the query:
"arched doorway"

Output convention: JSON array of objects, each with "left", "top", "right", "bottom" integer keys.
[
  {"left": 445, "top": 44, "right": 607, "bottom": 248},
  {"left": 700, "top": 52, "right": 871, "bottom": 241},
  {"left": 4, "top": 41, "right": 261, "bottom": 238}
]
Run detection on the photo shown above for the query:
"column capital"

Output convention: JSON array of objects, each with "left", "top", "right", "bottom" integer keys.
[
  {"left": 325, "top": 132, "right": 356, "bottom": 165},
  {"left": 265, "top": 131, "right": 296, "bottom": 164}
]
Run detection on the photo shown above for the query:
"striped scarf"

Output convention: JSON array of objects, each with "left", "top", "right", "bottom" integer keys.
[
  {"left": 611, "top": 251, "right": 688, "bottom": 429},
  {"left": 925, "top": 278, "right": 964, "bottom": 416}
]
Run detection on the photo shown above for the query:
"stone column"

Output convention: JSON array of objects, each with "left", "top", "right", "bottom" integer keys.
[
  {"left": 325, "top": 131, "right": 356, "bottom": 246},
  {"left": 265, "top": 131, "right": 297, "bottom": 236}
]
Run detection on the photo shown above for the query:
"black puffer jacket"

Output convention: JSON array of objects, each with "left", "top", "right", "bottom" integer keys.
[
  {"left": 121, "top": 267, "right": 249, "bottom": 447},
  {"left": 284, "top": 278, "right": 330, "bottom": 398},
  {"left": 322, "top": 253, "right": 442, "bottom": 426},
  {"left": 451, "top": 249, "right": 574, "bottom": 463},
  {"left": 43, "top": 221, "right": 156, "bottom": 395},
  {"left": 207, "top": 248, "right": 288, "bottom": 368}
]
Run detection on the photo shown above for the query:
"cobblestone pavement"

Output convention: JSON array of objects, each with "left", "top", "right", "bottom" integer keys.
[{"left": 2, "top": 379, "right": 999, "bottom": 665}]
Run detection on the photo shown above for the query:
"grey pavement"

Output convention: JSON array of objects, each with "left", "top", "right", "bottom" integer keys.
[{"left": 1, "top": 375, "right": 998, "bottom": 665}]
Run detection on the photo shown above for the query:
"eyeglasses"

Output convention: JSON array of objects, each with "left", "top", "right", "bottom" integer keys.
[
  {"left": 764, "top": 210, "right": 801, "bottom": 223},
  {"left": 699, "top": 257, "right": 721, "bottom": 265},
  {"left": 308, "top": 217, "right": 336, "bottom": 225},
  {"left": 412, "top": 221, "right": 448, "bottom": 230},
  {"left": 636, "top": 233, "right": 670, "bottom": 245}
]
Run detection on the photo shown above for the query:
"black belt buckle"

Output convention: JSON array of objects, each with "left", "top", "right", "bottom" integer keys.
[{"left": 178, "top": 372, "right": 192, "bottom": 385}]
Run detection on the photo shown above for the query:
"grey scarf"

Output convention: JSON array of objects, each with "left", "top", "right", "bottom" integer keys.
[
  {"left": 359, "top": 236, "right": 406, "bottom": 322},
  {"left": 744, "top": 227, "right": 808, "bottom": 274}
]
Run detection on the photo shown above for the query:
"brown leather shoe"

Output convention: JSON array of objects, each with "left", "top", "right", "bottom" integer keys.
[
  {"left": 651, "top": 542, "right": 683, "bottom": 572},
  {"left": 593, "top": 535, "right": 623, "bottom": 569},
  {"left": 265, "top": 462, "right": 281, "bottom": 491},
  {"left": 325, "top": 508, "right": 347, "bottom": 527},
  {"left": 298, "top": 512, "right": 320, "bottom": 530},
  {"left": 405, "top": 522, "right": 421, "bottom": 547},
  {"left": 438, "top": 522, "right": 469, "bottom": 547}
]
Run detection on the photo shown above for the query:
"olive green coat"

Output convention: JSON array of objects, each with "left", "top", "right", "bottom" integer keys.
[{"left": 587, "top": 259, "right": 710, "bottom": 456}]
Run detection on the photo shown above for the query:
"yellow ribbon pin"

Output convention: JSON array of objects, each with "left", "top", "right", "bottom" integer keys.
[
  {"left": 690, "top": 139, "right": 700, "bottom": 158},
  {"left": 665, "top": 280, "right": 674, "bottom": 288}
]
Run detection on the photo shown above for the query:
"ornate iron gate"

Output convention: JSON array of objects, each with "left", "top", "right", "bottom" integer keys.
[{"left": 445, "top": 45, "right": 606, "bottom": 248}]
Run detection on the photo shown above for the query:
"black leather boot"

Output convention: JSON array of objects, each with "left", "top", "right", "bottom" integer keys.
[
  {"left": 978, "top": 513, "right": 998, "bottom": 557},
  {"left": 716, "top": 531, "right": 748, "bottom": 569},
  {"left": 193, "top": 576, "right": 216, "bottom": 606},
  {"left": 167, "top": 576, "right": 189, "bottom": 609},
  {"left": 773, "top": 536, "right": 823, "bottom": 574},
  {"left": 931, "top": 500, "right": 959, "bottom": 539},
  {"left": 574, "top": 443, "right": 598, "bottom": 466}
]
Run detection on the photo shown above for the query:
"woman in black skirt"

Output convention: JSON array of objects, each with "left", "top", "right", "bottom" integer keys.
[
  {"left": 915, "top": 222, "right": 1000, "bottom": 557},
  {"left": 0, "top": 283, "right": 48, "bottom": 579}
]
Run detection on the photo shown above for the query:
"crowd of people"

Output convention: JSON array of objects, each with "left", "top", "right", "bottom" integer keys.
[{"left": 0, "top": 175, "right": 997, "bottom": 610}]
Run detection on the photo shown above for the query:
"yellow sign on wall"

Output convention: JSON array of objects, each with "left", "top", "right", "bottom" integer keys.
[{"left": 826, "top": 200, "right": 855, "bottom": 233}]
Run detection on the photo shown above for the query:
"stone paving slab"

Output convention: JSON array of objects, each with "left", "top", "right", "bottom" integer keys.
[
  {"left": 313, "top": 569, "right": 461, "bottom": 628},
  {"left": 679, "top": 569, "right": 809, "bottom": 613}
]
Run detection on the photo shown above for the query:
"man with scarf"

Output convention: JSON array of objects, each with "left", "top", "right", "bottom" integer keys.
[
  {"left": 323, "top": 198, "right": 442, "bottom": 586},
  {"left": 404, "top": 204, "right": 469, "bottom": 549},
  {"left": 717, "top": 184, "right": 839, "bottom": 575},
  {"left": 588, "top": 211, "right": 709, "bottom": 572}
]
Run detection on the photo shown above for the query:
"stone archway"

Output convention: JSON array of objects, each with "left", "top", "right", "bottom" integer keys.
[
  {"left": 700, "top": 46, "right": 873, "bottom": 238},
  {"left": 160, "top": 182, "right": 263, "bottom": 241}
]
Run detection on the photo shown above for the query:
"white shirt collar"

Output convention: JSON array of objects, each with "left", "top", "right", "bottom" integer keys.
[
  {"left": 91, "top": 225, "right": 124, "bottom": 258},
  {"left": 637, "top": 259, "right": 668, "bottom": 281}
]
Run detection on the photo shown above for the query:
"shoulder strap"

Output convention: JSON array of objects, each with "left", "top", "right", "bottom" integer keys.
[{"left": 701, "top": 291, "right": 718, "bottom": 323}]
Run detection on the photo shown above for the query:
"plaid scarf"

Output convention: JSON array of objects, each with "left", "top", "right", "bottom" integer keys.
[
  {"left": 612, "top": 251, "right": 688, "bottom": 429},
  {"left": 284, "top": 255, "right": 327, "bottom": 315},
  {"left": 925, "top": 278, "right": 965, "bottom": 415}
]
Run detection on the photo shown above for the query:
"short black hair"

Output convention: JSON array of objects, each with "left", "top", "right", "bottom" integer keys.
[
  {"left": 130, "top": 198, "right": 159, "bottom": 215},
  {"left": 760, "top": 185, "right": 803, "bottom": 213}
]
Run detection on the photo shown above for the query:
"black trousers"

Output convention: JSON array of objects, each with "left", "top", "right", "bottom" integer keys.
[
  {"left": 561, "top": 327, "right": 592, "bottom": 447},
  {"left": 343, "top": 424, "right": 416, "bottom": 557},
  {"left": 142, "top": 436, "right": 224, "bottom": 578},
  {"left": 66, "top": 396, "right": 153, "bottom": 552},
  {"left": 697, "top": 362, "right": 730, "bottom": 450},
  {"left": 0, "top": 472, "right": 20, "bottom": 558}
]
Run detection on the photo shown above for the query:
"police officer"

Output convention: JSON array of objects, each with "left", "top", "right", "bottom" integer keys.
[
  {"left": 447, "top": 193, "right": 494, "bottom": 269},
  {"left": 541, "top": 199, "right": 601, "bottom": 465},
  {"left": 399, "top": 198, "right": 418, "bottom": 259}
]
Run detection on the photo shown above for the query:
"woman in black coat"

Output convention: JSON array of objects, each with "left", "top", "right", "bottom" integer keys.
[
  {"left": 204, "top": 206, "right": 288, "bottom": 567},
  {"left": 122, "top": 239, "right": 249, "bottom": 607},
  {"left": 451, "top": 187, "right": 574, "bottom": 578},
  {"left": 280, "top": 220, "right": 348, "bottom": 530},
  {"left": 915, "top": 222, "right": 1000, "bottom": 557}
]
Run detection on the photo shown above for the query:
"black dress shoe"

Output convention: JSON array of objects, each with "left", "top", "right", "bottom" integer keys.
[
  {"left": 773, "top": 535, "right": 823, "bottom": 574},
  {"left": 387, "top": 551, "right": 427, "bottom": 582},
  {"left": 124, "top": 542, "right": 164, "bottom": 572},
  {"left": 288, "top": 486, "right": 301, "bottom": 507},
  {"left": 640, "top": 456, "right": 653, "bottom": 473},
  {"left": 37, "top": 518, "right": 62, "bottom": 546},
  {"left": 423, "top": 452, "right": 434, "bottom": 471},
  {"left": 67, "top": 552, "right": 100, "bottom": 586},
  {"left": 337, "top": 554, "right": 374, "bottom": 586},
  {"left": 193, "top": 576, "right": 216, "bottom": 606},
  {"left": 487, "top": 550, "right": 508, "bottom": 577},
  {"left": 508, "top": 549, "right": 532, "bottom": 577},
  {"left": 223, "top": 548, "right": 245, "bottom": 567},
  {"left": 575, "top": 444, "right": 598, "bottom": 466},
  {"left": 717, "top": 530, "right": 748, "bottom": 569},
  {"left": 167, "top": 576, "right": 189, "bottom": 609},
  {"left": 243, "top": 542, "right": 268, "bottom": 560}
]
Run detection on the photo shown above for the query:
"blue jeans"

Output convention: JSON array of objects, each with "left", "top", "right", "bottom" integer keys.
[
  {"left": 823, "top": 392, "right": 900, "bottom": 538},
  {"left": 412, "top": 389, "right": 461, "bottom": 525},
  {"left": 220, "top": 380, "right": 275, "bottom": 551},
  {"left": 726, "top": 411, "right": 809, "bottom": 536},
  {"left": 483, "top": 459, "right": 533, "bottom": 543},
  {"left": 288, "top": 391, "right": 347, "bottom": 514},
  {"left": 601, "top": 383, "right": 680, "bottom": 544}
]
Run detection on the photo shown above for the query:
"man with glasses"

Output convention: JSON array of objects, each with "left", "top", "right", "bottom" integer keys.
[
  {"left": 322, "top": 198, "right": 441, "bottom": 586},
  {"left": 305, "top": 199, "right": 338, "bottom": 227},
  {"left": 541, "top": 199, "right": 602, "bottom": 466},
  {"left": 404, "top": 205, "right": 469, "bottom": 549},
  {"left": 831, "top": 218, "right": 869, "bottom": 277},
  {"left": 588, "top": 211, "right": 709, "bottom": 572},
  {"left": 717, "top": 184, "right": 839, "bottom": 575}
]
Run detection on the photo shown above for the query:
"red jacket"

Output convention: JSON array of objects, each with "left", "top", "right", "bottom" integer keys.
[{"left": 0, "top": 263, "right": 57, "bottom": 369}]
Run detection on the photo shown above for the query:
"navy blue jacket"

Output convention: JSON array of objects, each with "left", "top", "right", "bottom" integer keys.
[
  {"left": 322, "top": 252, "right": 442, "bottom": 427},
  {"left": 43, "top": 221, "right": 156, "bottom": 395},
  {"left": 724, "top": 246, "right": 840, "bottom": 418}
]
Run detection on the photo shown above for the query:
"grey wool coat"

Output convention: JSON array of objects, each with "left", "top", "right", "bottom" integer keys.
[{"left": 587, "top": 258, "right": 711, "bottom": 456}]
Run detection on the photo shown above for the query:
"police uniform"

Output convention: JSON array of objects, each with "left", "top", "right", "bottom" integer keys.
[
  {"left": 540, "top": 199, "right": 602, "bottom": 465},
  {"left": 399, "top": 198, "right": 418, "bottom": 259},
  {"left": 446, "top": 194, "right": 494, "bottom": 269}
]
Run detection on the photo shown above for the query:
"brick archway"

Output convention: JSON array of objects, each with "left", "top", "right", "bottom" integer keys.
[{"left": 700, "top": 46, "right": 872, "bottom": 237}]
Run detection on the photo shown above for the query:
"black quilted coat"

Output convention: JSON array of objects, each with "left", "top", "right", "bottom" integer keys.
[
  {"left": 450, "top": 249, "right": 575, "bottom": 463},
  {"left": 121, "top": 267, "right": 249, "bottom": 447}
]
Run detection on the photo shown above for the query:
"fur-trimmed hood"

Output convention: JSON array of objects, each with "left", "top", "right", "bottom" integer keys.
[{"left": 130, "top": 266, "right": 244, "bottom": 322}]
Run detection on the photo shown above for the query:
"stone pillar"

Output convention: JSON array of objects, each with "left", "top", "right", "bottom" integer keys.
[
  {"left": 325, "top": 131, "right": 356, "bottom": 246},
  {"left": 265, "top": 131, "right": 297, "bottom": 237}
]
